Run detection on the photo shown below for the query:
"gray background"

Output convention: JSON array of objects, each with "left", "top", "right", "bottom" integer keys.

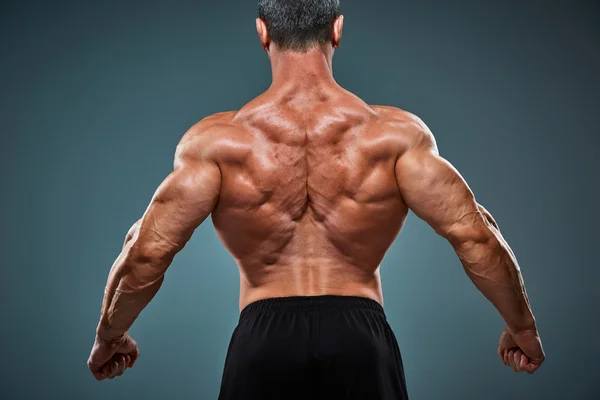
[{"left": 1, "top": 0, "right": 598, "bottom": 399}]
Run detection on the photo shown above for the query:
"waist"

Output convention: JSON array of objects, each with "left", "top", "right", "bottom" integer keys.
[
  {"left": 239, "top": 278, "right": 383, "bottom": 311},
  {"left": 238, "top": 262, "right": 383, "bottom": 309},
  {"left": 239, "top": 294, "right": 386, "bottom": 320}
]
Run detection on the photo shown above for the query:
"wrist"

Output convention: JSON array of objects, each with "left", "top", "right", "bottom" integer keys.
[
  {"left": 96, "top": 323, "right": 126, "bottom": 343},
  {"left": 506, "top": 317, "right": 537, "bottom": 334}
]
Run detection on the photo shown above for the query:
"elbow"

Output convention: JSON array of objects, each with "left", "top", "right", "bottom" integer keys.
[
  {"left": 437, "top": 206, "right": 502, "bottom": 251},
  {"left": 476, "top": 203, "right": 499, "bottom": 231},
  {"left": 442, "top": 221, "right": 497, "bottom": 252},
  {"left": 119, "top": 242, "right": 173, "bottom": 291},
  {"left": 124, "top": 219, "right": 142, "bottom": 245}
]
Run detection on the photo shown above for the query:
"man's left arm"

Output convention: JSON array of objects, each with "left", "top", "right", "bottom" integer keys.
[{"left": 88, "top": 122, "right": 221, "bottom": 380}]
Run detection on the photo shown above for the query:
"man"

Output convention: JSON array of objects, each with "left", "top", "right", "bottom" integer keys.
[{"left": 87, "top": 1, "right": 545, "bottom": 398}]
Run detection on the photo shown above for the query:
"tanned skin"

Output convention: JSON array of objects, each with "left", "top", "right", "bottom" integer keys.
[{"left": 88, "top": 14, "right": 545, "bottom": 381}]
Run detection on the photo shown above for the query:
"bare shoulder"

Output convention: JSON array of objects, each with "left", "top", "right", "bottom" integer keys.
[
  {"left": 179, "top": 111, "right": 238, "bottom": 147},
  {"left": 175, "top": 111, "right": 241, "bottom": 164},
  {"left": 370, "top": 105, "right": 437, "bottom": 152}
]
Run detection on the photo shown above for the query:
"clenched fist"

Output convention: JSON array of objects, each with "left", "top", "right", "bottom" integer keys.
[
  {"left": 498, "top": 326, "right": 545, "bottom": 374},
  {"left": 88, "top": 333, "right": 140, "bottom": 381}
]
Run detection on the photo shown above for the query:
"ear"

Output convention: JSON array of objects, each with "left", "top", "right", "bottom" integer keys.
[
  {"left": 332, "top": 15, "right": 344, "bottom": 49},
  {"left": 256, "top": 18, "right": 270, "bottom": 52}
]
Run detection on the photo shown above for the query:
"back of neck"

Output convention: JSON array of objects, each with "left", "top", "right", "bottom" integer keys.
[{"left": 269, "top": 45, "right": 338, "bottom": 94}]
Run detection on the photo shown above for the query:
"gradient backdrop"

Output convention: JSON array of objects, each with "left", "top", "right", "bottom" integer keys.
[{"left": 1, "top": 0, "right": 598, "bottom": 399}]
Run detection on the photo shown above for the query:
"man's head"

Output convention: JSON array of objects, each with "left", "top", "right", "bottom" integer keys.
[{"left": 256, "top": 0, "right": 343, "bottom": 53}]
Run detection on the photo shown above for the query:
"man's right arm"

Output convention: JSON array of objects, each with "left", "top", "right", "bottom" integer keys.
[{"left": 393, "top": 114, "right": 545, "bottom": 372}]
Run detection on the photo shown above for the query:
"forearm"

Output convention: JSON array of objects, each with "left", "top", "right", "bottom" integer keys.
[
  {"left": 95, "top": 229, "right": 171, "bottom": 341},
  {"left": 449, "top": 211, "right": 537, "bottom": 332}
]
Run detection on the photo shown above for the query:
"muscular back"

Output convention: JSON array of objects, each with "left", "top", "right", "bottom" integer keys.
[{"left": 199, "top": 86, "right": 418, "bottom": 306}]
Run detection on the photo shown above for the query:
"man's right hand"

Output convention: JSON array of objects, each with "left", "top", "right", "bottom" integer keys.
[
  {"left": 88, "top": 332, "right": 140, "bottom": 381},
  {"left": 498, "top": 326, "right": 545, "bottom": 374}
]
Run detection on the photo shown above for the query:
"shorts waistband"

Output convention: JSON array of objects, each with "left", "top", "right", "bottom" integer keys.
[{"left": 239, "top": 295, "right": 385, "bottom": 319}]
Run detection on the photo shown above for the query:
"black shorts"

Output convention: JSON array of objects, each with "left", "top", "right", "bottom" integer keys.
[{"left": 218, "top": 295, "right": 408, "bottom": 400}]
